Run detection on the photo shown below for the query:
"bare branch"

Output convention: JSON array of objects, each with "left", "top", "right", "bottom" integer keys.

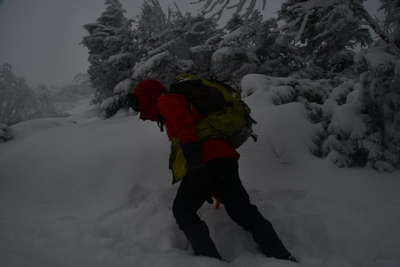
[
  {"left": 210, "top": 0, "right": 231, "bottom": 21},
  {"left": 231, "top": 0, "right": 247, "bottom": 16},
  {"left": 204, "top": 0, "right": 225, "bottom": 14},
  {"left": 295, "top": 10, "right": 310, "bottom": 42},
  {"left": 244, "top": 0, "right": 257, "bottom": 19},
  {"left": 261, "top": 0, "right": 266, "bottom": 10}
]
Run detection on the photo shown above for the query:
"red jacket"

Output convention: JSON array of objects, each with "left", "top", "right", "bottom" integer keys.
[{"left": 157, "top": 93, "right": 240, "bottom": 162}]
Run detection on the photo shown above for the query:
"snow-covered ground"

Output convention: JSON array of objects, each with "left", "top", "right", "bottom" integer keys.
[{"left": 0, "top": 88, "right": 399, "bottom": 267}]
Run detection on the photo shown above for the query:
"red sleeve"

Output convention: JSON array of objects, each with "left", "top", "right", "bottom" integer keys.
[{"left": 157, "top": 94, "right": 200, "bottom": 144}]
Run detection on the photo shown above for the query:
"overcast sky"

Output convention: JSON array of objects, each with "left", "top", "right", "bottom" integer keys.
[{"left": 0, "top": 0, "right": 381, "bottom": 87}]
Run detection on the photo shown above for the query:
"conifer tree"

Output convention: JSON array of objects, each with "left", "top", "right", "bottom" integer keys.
[
  {"left": 101, "top": 2, "right": 219, "bottom": 118},
  {"left": 279, "top": 0, "right": 372, "bottom": 70},
  {"left": 82, "top": 0, "right": 137, "bottom": 103}
]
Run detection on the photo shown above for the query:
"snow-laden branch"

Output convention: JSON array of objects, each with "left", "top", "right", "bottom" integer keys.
[
  {"left": 292, "top": 0, "right": 398, "bottom": 55},
  {"left": 295, "top": 10, "right": 310, "bottom": 42},
  {"left": 191, "top": 0, "right": 266, "bottom": 20}
]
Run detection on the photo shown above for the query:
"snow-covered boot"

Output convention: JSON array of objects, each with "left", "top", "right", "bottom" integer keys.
[
  {"left": 181, "top": 222, "right": 222, "bottom": 259},
  {"left": 250, "top": 219, "right": 292, "bottom": 260}
]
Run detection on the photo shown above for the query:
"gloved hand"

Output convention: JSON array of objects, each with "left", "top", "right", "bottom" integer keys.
[{"left": 181, "top": 142, "right": 203, "bottom": 171}]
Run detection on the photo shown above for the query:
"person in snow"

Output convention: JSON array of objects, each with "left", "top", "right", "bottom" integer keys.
[{"left": 128, "top": 79, "right": 296, "bottom": 262}]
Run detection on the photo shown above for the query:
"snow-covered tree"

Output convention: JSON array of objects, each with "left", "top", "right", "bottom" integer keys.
[
  {"left": 286, "top": 45, "right": 400, "bottom": 171},
  {"left": 253, "top": 18, "right": 279, "bottom": 61},
  {"left": 279, "top": 0, "right": 372, "bottom": 71},
  {"left": 132, "top": 4, "right": 219, "bottom": 85},
  {"left": 254, "top": 18, "right": 304, "bottom": 77},
  {"left": 132, "top": 3, "right": 265, "bottom": 88},
  {"left": 262, "top": 1, "right": 400, "bottom": 171},
  {"left": 82, "top": 0, "right": 137, "bottom": 103},
  {"left": 380, "top": 0, "right": 400, "bottom": 49},
  {"left": 0, "top": 63, "right": 64, "bottom": 125},
  {"left": 136, "top": 0, "right": 168, "bottom": 52},
  {"left": 206, "top": 11, "right": 263, "bottom": 86},
  {"left": 0, "top": 63, "right": 40, "bottom": 125},
  {"left": 354, "top": 47, "right": 400, "bottom": 170},
  {"left": 139, "top": 3, "right": 219, "bottom": 61},
  {"left": 99, "top": 3, "right": 220, "bottom": 118}
]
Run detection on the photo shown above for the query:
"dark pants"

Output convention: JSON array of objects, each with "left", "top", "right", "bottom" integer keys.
[{"left": 172, "top": 158, "right": 292, "bottom": 259}]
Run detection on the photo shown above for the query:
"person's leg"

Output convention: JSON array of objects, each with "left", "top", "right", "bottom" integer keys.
[
  {"left": 208, "top": 158, "right": 293, "bottom": 260},
  {"left": 172, "top": 168, "right": 221, "bottom": 259}
]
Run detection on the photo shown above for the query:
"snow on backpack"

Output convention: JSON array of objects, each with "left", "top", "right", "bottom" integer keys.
[{"left": 169, "top": 73, "right": 257, "bottom": 149}]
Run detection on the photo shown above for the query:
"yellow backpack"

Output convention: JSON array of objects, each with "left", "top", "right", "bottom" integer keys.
[{"left": 169, "top": 73, "right": 257, "bottom": 183}]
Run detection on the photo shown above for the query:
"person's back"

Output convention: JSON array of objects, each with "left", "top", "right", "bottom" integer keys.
[{"left": 128, "top": 78, "right": 296, "bottom": 262}]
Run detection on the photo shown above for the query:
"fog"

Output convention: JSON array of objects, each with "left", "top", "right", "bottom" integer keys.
[{"left": 0, "top": 0, "right": 380, "bottom": 87}]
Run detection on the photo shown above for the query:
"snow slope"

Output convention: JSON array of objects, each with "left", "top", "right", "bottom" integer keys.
[{"left": 0, "top": 88, "right": 399, "bottom": 267}]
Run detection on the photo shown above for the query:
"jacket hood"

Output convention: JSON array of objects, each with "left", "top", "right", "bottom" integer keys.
[{"left": 133, "top": 80, "right": 166, "bottom": 121}]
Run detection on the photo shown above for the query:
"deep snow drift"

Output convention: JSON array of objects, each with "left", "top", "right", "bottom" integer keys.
[{"left": 0, "top": 87, "right": 399, "bottom": 267}]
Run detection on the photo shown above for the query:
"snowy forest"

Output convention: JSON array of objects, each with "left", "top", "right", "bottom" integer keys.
[
  {"left": 78, "top": 0, "right": 400, "bottom": 172},
  {"left": 1, "top": 0, "right": 400, "bottom": 267},
  {"left": 0, "top": 64, "right": 93, "bottom": 139}
]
